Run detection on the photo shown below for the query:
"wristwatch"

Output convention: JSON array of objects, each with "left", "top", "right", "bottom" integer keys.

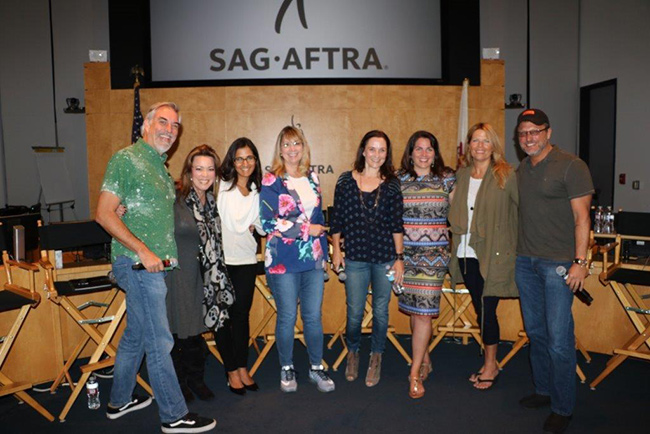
[
  {"left": 395, "top": 252, "right": 405, "bottom": 261},
  {"left": 573, "top": 258, "right": 588, "bottom": 267}
]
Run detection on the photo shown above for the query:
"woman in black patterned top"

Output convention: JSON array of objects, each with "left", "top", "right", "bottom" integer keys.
[{"left": 331, "top": 130, "right": 404, "bottom": 388}]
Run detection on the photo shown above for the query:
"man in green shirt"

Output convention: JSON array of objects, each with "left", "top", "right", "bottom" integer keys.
[{"left": 96, "top": 102, "right": 216, "bottom": 433}]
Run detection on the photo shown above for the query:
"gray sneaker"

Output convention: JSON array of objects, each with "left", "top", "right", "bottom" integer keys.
[
  {"left": 309, "top": 365, "right": 335, "bottom": 393},
  {"left": 280, "top": 366, "right": 297, "bottom": 393}
]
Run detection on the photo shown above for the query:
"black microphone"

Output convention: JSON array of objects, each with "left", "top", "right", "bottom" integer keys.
[
  {"left": 556, "top": 265, "right": 593, "bottom": 306},
  {"left": 131, "top": 258, "right": 178, "bottom": 270}
]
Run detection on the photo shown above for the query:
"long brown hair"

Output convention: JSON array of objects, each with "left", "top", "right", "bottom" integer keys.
[
  {"left": 462, "top": 123, "right": 512, "bottom": 189},
  {"left": 270, "top": 126, "right": 311, "bottom": 177},
  {"left": 398, "top": 130, "right": 447, "bottom": 178},
  {"left": 353, "top": 130, "right": 396, "bottom": 181},
  {"left": 179, "top": 144, "right": 221, "bottom": 198}
]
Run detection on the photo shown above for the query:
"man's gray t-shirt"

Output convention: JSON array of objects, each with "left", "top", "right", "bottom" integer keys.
[{"left": 516, "top": 146, "right": 594, "bottom": 261}]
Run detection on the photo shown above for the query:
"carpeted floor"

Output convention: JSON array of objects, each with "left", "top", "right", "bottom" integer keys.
[{"left": 0, "top": 336, "right": 647, "bottom": 433}]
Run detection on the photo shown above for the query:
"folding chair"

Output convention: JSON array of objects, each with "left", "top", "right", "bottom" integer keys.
[
  {"left": 248, "top": 271, "right": 330, "bottom": 376},
  {"left": 328, "top": 291, "right": 412, "bottom": 371},
  {"left": 428, "top": 286, "right": 483, "bottom": 351},
  {"left": 589, "top": 233, "right": 650, "bottom": 389},
  {"left": 38, "top": 221, "right": 152, "bottom": 421},
  {"left": 0, "top": 230, "right": 55, "bottom": 422},
  {"left": 499, "top": 331, "right": 591, "bottom": 383}
]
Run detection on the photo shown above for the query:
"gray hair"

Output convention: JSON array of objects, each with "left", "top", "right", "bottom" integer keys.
[{"left": 141, "top": 101, "right": 181, "bottom": 134}]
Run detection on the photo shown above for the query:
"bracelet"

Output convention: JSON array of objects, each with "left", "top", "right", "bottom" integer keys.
[
  {"left": 395, "top": 253, "right": 404, "bottom": 261},
  {"left": 573, "top": 258, "right": 588, "bottom": 267}
]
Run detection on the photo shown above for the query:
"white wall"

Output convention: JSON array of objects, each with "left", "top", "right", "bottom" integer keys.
[
  {"left": 0, "top": 0, "right": 648, "bottom": 219},
  {"left": 0, "top": 0, "right": 108, "bottom": 221},
  {"left": 579, "top": 0, "right": 650, "bottom": 212}
]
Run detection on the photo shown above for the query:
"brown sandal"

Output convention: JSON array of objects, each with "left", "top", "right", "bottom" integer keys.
[{"left": 409, "top": 376, "right": 425, "bottom": 399}]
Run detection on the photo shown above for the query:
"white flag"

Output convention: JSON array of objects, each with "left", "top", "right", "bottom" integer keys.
[{"left": 456, "top": 78, "right": 469, "bottom": 168}]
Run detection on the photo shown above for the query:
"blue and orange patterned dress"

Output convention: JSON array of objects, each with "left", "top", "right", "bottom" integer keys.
[{"left": 397, "top": 169, "right": 456, "bottom": 316}]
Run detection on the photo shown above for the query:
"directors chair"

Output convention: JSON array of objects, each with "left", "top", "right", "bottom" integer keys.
[
  {"left": 0, "top": 226, "right": 54, "bottom": 421},
  {"left": 589, "top": 232, "right": 650, "bottom": 389},
  {"left": 38, "top": 220, "right": 152, "bottom": 421}
]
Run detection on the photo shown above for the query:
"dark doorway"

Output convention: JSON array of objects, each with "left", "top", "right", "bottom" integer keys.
[{"left": 580, "top": 79, "right": 616, "bottom": 207}]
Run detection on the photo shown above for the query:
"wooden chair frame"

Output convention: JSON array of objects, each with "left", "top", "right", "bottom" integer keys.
[
  {"left": 0, "top": 249, "right": 55, "bottom": 422},
  {"left": 589, "top": 232, "right": 650, "bottom": 389},
  {"left": 328, "top": 291, "right": 412, "bottom": 371},
  {"left": 38, "top": 221, "right": 152, "bottom": 421}
]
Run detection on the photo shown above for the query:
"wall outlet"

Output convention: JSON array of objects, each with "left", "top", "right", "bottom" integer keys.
[{"left": 632, "top": 180, "right": 641, "bottom": 190}]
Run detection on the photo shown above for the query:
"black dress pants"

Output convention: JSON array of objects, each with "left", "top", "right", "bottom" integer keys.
[
  {"left": 458, "top": 257, "right": 500, "bottom": 346},
  {"left": 215, "top": 263, "right": 257, "bottom": 371}
]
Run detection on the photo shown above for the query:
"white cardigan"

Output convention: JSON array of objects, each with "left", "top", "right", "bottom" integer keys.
[{"left": 217, "top": 180, "right": 263, "bottom": 265}]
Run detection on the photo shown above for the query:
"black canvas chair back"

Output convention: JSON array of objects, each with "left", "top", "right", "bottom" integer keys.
[{"left": 38, "top": 220, "right": 111, "bottom": 251}]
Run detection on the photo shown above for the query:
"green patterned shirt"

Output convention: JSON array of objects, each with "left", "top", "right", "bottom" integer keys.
[{"left": 100, "top": 139, "right": 177, "bottom": 263}]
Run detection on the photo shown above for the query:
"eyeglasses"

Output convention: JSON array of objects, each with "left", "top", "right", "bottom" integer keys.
[
  {"left": 281, "top": 140, "right": 303, "bottom": 149},
  {"left": 234, "top": 155, "right": 256, "bottom": 165},
  {"left": 517, "top": 127, "right": 548, "bottom": 138}
]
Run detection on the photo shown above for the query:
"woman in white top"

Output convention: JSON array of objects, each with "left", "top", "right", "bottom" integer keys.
[
  {"left": 448, "top": 123, "right": 519, "bottom": 390},
  {"left": 215, "top": 137, "right": 264, "bottom": 394}
]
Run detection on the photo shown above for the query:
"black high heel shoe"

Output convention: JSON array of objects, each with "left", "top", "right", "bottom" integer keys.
[
  {"left": 226, "top": 373, "right": 246, "bottom": 396},
  {"left": 243, "top": 381, "right": 259, "bottom": 392}
]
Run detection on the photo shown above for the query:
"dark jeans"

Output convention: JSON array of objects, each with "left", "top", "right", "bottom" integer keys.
[
  {"left": 515, "top": 255, "right": 576, "bottom": 416},
  {"left": 215, "top": 264, "right": 257, "bottom": 372},
  {"left": 459, "top": 258, "right": 500, "bottom": 346}
]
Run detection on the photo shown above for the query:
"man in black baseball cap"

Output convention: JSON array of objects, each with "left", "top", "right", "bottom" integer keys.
[{"left": 515, "top": 108, "right": 594, "bottom": 434}]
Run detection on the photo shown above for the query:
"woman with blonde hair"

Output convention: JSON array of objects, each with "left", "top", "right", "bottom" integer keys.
[
  {"left": 448, "top": 123, "right": 519, "bottom": 390},
  {"left": 260, "top": 126, "right": 334, "bottom": 393}
]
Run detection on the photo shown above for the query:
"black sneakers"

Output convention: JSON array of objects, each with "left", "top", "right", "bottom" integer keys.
[
  {"left": 161, "top": 413, "right": 217, "bottom": 433},
  {"left": 543, "top": 412, "right": 572, "bottom": 433},
  {"left": 519, "top": 393, "right": 552, "bottom": 409},
  {"left": 106, "top": 394, "right": 152, "bottom": 420}
]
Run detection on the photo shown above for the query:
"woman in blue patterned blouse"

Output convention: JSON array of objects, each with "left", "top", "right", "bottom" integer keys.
[
  {"left": 260, "top": 126, "right": 335, "bottom": 394},
  {"left": 331, "top": 130, "right": 405, "bottom": 388}
]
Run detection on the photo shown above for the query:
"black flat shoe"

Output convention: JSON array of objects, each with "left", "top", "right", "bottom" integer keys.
[
  {"left": 243, "top": 382, "right": 259, "bottom": 392},
  {"left": 225, "top": 373, "right": 246, "bottom": 395}
]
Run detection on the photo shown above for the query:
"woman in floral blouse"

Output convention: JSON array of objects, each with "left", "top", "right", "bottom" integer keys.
[{"left": 260, "top": 126, "right": 335, "bottom": 394}]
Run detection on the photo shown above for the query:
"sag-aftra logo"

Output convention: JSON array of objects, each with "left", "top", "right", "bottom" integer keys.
[{"left": 209, "top": 1, "right": 383, "bottom": 73}]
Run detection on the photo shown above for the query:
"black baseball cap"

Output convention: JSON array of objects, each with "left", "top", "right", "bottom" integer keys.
[{"left": 517, "top": 108, "right": 550, "bottom": 127}]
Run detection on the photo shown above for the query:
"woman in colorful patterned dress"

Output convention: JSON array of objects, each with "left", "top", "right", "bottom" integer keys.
[
  {"left": 397, "top": 131, "right": 455, "bottom": 399},
  {"left": 260, "top": 126, "right": 335, "bottom": 394}
]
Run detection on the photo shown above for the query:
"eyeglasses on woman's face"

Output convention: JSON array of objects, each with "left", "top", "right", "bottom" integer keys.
[{"left": 234, "top": 155, "right": 256, "bottom": 165}]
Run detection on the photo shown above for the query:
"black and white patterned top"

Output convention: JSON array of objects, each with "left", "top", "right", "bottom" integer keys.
[{"left": 331, "top": 171, "right": 404, "bottom": 264}]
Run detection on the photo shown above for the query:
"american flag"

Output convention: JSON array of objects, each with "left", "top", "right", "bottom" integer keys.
[{"left": 131, "top": 84, "right": 143, "bottom": 144}]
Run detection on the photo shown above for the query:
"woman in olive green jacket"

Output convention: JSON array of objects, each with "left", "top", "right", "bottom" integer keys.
[{"left": 448, "top": 123, "right": 519, "bottom": 390}]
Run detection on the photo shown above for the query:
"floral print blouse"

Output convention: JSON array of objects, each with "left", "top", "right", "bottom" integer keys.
[{"left": 260, "top": 171, "right": 328, "bottom": 274}]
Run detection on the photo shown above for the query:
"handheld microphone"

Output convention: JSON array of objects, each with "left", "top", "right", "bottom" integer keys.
[
  {"left": 337, "top": 266, "right": 347, "bottom": 282},
  {"left": 131, "top": 258, "right": 178, "bottom": 270},
  {"left": 556, "top": 265, "right": 593, "bottom": 306}
]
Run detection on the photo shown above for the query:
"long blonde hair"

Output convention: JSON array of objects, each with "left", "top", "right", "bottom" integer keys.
[
  {"left": 270, "top": 126, "right": 311, "bottom": 177},
  {"left": 462, "top": 123, "right": 512, "bottom": 189}
]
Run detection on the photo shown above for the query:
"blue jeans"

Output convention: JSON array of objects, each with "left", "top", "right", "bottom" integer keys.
[
  {"left": 515, "top": 255, "right": 576, "bottom": 416},
  {"left": 344, "top": 259, "right": 393, "bottom": 354},
  {"left": 110, "top": 256, "right": 187, "bottom": 423},
  {"left": 266, "top": 268, "right": 324, "bottom": 367}
]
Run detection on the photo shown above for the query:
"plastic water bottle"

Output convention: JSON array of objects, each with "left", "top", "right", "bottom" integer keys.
[
  {"left": 594, "top": 206, "right": 603, "bottom": 233},
  {"left": 87, "top": 375, "right": 100, "bottom": 410},
  {"left": 385, "top": 266, "right": 404, "bottom": 295},
  {"left": 604, "top": 206, "right": 615, "bottom": 234}
]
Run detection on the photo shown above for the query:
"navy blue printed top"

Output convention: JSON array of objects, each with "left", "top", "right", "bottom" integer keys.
[{"left": 330, "top": 171, "right": 404, "bottom": 264}]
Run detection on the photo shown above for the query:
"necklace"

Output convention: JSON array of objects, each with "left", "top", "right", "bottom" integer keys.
[{"left": 358, "top": 174, "right": 381, "bottom": 223}]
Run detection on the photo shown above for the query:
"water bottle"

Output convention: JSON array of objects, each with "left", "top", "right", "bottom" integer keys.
[
  {"left": 605, "top": 206, "right": 614, "bottom": 234},
  {"left": 594, "top": 206, "right": 603, "bottom": 233},
  {"left": 87, "top": 375, "right": 100, "bottom": 410},
  {"left": 385, "top": 266, "right": 404, "bottom": 295}
]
